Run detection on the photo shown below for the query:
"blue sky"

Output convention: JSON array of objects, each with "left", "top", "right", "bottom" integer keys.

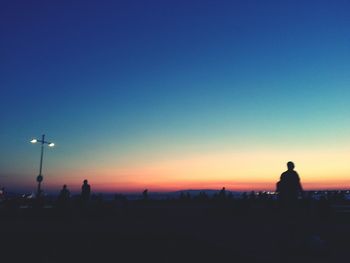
[{"left": 1, "top": 0, "right": 350, "bottom": 192}]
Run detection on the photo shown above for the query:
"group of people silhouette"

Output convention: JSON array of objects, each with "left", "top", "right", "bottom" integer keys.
[
  {"left": 58, "top": 179, "right": 91, "bottom": 202},
  {"left": 55, "top": 161, "right": 303, "bottom": 206}
]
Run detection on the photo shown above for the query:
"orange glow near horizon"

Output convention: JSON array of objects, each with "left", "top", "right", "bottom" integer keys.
[{"left": 40, "top": 147, "right": 350, "bottom": 193}]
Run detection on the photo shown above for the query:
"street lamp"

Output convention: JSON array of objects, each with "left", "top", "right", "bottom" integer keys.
[{"left": 30, "top": 134, "right": 55, "bottom": 197}]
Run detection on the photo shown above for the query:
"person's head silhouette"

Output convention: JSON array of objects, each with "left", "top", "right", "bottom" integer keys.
[
  {"left": 287, "top": 161, "right": 295, "bottom": 170},
  {"left": 83, "top": 179, "right": 88, "bottom": 185}
]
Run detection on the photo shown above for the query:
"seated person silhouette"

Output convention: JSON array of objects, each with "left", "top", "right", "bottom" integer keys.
[
  {"left": 277, "top": 161, "right": 303, "bottom": 203},
  {"left": 81, "top": 179, "right": 91, "bottom": 201}
]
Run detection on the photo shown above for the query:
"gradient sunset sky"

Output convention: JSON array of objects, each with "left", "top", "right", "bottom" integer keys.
[{"left": 1, "top": 0, "right": 350, "bottom": 193}]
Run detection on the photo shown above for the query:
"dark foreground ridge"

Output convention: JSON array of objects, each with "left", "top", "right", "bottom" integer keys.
[
  {"left": 1, "top": 191, "right": 350, "bottom": 263},
  {"left": 1, "top": 163, "right": 348, "bottom": 262}
]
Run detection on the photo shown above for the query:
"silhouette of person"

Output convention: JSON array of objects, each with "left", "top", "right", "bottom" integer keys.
[
  {"left": 57, "top": 185, "right": 70, "bottom": 211},
  {"left": 219, "top": 187, "right": 226, "bottom": 199},
  {"left": 81, "top": 179, "right": 91, "bottom": 201},
  {"left": 142, "top": 189, "right": 148, "bottom": 200},
  {"left": 59, "top": 184, "right": 70, "bottom": 201},
  {"left": 277, "top": 161, "right": 303, "bottom": 203}
]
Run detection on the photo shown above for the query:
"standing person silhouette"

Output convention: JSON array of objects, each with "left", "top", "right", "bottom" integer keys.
[
  {"left": 81, "top": 179, "right": 91, "bottom": 201},
  {"left": 58, "top": 184, "right": 70, "bottom": 211},
  {"left": 142, "top": 189, "right": 148, "bottom": 200},
  {"left": 277, "top": 161, "right": 303, "bottom": 204},
  {"left": 59, "top": 184, "right": 70, "bottom": 201}
]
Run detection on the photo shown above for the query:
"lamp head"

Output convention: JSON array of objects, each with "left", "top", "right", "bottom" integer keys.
[{"left": 30, "top": 139, "right": 37, "bottom": 144}]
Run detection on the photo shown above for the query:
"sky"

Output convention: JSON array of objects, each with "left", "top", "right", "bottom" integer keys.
[{"left": 1, "top": 0, "right": 350, "bottom": 193}]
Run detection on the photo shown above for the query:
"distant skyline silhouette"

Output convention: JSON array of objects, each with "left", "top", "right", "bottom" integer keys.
[{"left": 1, "top": 1, "right": 350, "bottom": 192}]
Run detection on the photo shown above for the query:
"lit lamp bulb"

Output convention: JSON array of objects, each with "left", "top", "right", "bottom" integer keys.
[
  {"left": 30, "top": 139, "right": 37, "bottom": 144},
  {"left": 48, "top": 143, "right": 55, "bottom": 147}
]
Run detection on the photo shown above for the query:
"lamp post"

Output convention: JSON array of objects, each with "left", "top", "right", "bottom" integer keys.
[{"left": 30, "top": 134, "right": 55, "bottom": 197}]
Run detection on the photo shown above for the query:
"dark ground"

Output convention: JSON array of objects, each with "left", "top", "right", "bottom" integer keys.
[{"left": 1, "top": 198, "right": 350, "bottom": 263}]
